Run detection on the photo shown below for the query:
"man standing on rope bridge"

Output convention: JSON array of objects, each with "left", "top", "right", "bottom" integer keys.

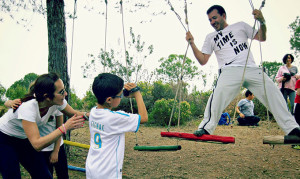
[{"left": 185, "top": 5, "right": 300, "bottom": 137}]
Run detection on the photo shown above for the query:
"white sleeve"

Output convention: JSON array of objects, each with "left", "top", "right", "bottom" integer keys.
[
  {"left": 57, "top": 99, "right": 68, "bottom": 111},
  {"left": 18, "top": 102, "right": 38, "bottom": 123},
  {"left": 202, "top": 34, "right": 214, "bottom": 55},
  {"left": 54, "top": 110, "right": 63, "bottom": 117},
  {"left": 242, "top": 21, "right": 258, "bottom": 39},
  {"left": 109, "top": 111, "right": 141, "bottom": 133}
]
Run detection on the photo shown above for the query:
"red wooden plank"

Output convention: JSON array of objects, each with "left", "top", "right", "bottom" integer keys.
[{"left": 161, "top": 131, "right": 235, "bottom": 143}]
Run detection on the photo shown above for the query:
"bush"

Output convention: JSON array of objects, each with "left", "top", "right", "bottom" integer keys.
[
  {"left": 253, "top": 98, "right": 274, "bottom": 121},
  {"left": 82, "top": 90, "right": 97, "bottom": 110},
  {"left": 69, "top": 90, "right": 84, "bottom": 110},
  {"left": 149, "top": 98, "right": 191, "bottom": 126},
  {"left": 0, "top": 106, "right": 7, "bottom": 117},
  {"left": 152, "top": 81, "right": 174, "bottom": 102},
  {"left": 187, "top": 90, "right": 212, "bottom": 118}
]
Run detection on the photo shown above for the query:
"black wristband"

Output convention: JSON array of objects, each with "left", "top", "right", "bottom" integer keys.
[{"left": 123, "top": 86, "right": 140, "bottom": 96}]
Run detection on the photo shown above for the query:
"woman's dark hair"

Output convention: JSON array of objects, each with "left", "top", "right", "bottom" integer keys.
[
  {"left": 207, "top": 5, "right": 226, "bottom": 17},
  {"left": 14, "top": 72, "right": 60, "bottom": 112},
  {"left": 92, "top": 73, "right": 124, "bottom": 105},
  {"left": 23, "top": 72, "right": 59, "bottom": 102},
  {"left": 245, "top": 90, "right": 253, "bottom": 98},
  {"left": 282, "top": 54, "right": 294, "bottom": 64}
]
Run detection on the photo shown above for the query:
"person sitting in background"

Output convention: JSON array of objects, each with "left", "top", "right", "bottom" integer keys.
[
  {"left": 236, "top": 90, "right": 260, "bottom": 126},
  {"left": 276, "top": 54, "right": 299, "bottom": 114}
]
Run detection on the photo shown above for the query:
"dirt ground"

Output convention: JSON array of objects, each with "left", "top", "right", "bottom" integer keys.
[{"left": 21, "top": 120, "right": 300, "bottom": 178}]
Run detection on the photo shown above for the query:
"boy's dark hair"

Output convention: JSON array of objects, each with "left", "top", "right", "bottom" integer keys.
[
  {"left": 92, "top": 73, "right": 124, "bottom": 105},
  {"left": 282, "top": 54, "right": 294, "bottom": 64},
  {"left": 207, "top": 5, "right": 226, "bottom": 17},
  {"left": 245, "top": 90, "right": 253, "bottom": 97}
]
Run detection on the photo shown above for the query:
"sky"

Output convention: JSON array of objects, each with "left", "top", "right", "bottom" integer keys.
[{"left": 0, "top": 0, "right": 299, "bottom": 98}]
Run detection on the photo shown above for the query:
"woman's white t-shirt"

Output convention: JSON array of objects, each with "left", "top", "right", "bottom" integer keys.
[
  {"left": 0, "top": 99, "right": 67, "bottom": 139},
  {"left": 39, "top": 110, "right": 64, "bottom": 151}
]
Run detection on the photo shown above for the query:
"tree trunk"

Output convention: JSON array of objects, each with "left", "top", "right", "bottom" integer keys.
[
  {"left": 46, "top": 0, "right": 71, "bottom": 152},
  {"left": 46, "top": 0, "right": 69, "bottom": 100}
]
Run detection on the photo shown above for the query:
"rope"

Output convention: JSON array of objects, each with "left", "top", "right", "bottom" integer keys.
[
  {"left": 69, "top": 0, "right": 77, "bottom": 83},
  {"left": 167, "top": 43, "right": 190, "bottom": 131},
  {"left": 166, "top": 0, "right": 188, "bottom": 32},
  {"left": 166, "top": 0, "right": 190, "bottom": 132},
  {"left": 232, "top": 0, "right": 269, "bottom": 126},
  {"left": 119, "top": 0, "right": 137, "bottom": 145},
  {"left": 104, "top": 0, "right": 108, "bottom": 58},
  {"left": 255, "top": 0, "right": 271, "bottom": 129}
]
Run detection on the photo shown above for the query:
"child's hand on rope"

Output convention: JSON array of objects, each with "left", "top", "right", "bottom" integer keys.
[{"left": 252, "top": 9, "right": 265, "bottom": 23}]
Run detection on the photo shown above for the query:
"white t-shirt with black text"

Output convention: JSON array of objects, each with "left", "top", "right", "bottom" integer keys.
[{"left": 202, "top": 21, "right": 258, "bottom": 69}]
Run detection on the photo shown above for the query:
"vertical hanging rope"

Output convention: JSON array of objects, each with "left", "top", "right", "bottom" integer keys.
[
  {"left": 104, "top": 0, "right": 108, "bottom": 72},
  {"left": 167, "top": 0, "right": 188, "bottom": 32},
  {"left": 69, "top": 0, "right": 77, "bottom": 82},
  {"left": 120, "top": 0, "right": 133, "bottom": 112},
  {"left": 255, "top": 0, "right": 270, "bottom": 129},
  {"left": 120, "top": 0, "right": 137, "bottom": 145},
  {"left": 166, "top": 0, "right": 190, "bottom": 131},
  {"left": 232, "top": 0, "right": 269, "bottom": 126},
  {"left": 120, "top": 0, "right": 130, "bottom": 83}
]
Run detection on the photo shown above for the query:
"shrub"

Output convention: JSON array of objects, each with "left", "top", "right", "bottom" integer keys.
[
  {"left": 0, "top": 106, "right": 7, "bottom": 117},
  {"left": 82, "top": 90, "right": 97, "bottom": 110},
  {"left": 149, "top": 98, "right": 191, "bottom": 126},
  {"left": 187, "top": 90, "right": 212, "bottom": 118},
  {"left": 253, "top": 97, "right": 274, "bottom": 121},
  {"left": 69, "top": 89, "right": 84, "bottom": 110}
]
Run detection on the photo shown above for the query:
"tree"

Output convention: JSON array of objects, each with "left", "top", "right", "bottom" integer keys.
[
  {"left": 47, "top": 0, "right": 70, "bottom": 103},
  {"left": 289, "top": 16, "right": 300, "bottom": 57},
  {"left": 260, "top": 61, "right": 282, "bottom": 82},
  {"left": 156, "top": 54, "right": 199, "bottom": 83},
  {"left": 152, "top": 81, "right": 174, "bottom": 102},
  {"left": 0, "top": 84, "right": 6, "bottom": 105},
  {"left": 82, "top": 27, "right": 154, "bottom": 83},
  {"left": 68, "top": 88, "right": 83, "bottom": 110},
  {"left": 6, "top": 73, "right": 38, "bottom": 100}
]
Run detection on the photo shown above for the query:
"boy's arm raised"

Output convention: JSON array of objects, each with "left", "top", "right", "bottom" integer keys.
[
  {"left": 124, "top": 83, "right": 148, "bottom": 124},
  {"left": 133, "top": 91, "right": 148, "bottom": 124}
]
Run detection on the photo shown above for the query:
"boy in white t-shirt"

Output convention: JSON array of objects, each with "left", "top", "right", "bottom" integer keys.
[{"left": 85, "top": 73, "right": 148, "bottom": 179}]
